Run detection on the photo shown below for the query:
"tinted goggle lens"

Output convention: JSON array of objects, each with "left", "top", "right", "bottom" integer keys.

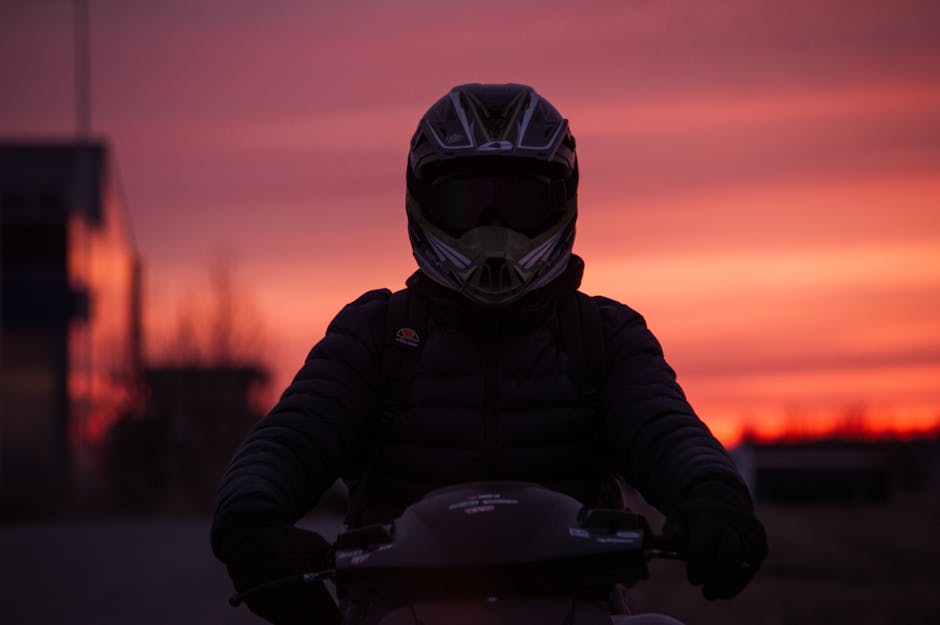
[{"left": 429, "top": 175, "right": 566, "bottom": 236}]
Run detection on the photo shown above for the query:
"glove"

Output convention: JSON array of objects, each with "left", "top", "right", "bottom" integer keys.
[
  {"left": 663, "top": 479, "right": 768, "bottom": 600},
  {"left": 220, "top": 525, "right": 341, "bottom": 625}
]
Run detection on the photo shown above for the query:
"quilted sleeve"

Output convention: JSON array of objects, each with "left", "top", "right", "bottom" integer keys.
[
  {"left": 596, "top": 296, "right": 750, "bottom": 513},
  {"left": 211, "top": 289, "right": 390, "bottom": 557}
]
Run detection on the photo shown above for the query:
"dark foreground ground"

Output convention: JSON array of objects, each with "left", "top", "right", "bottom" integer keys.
[
  {"left": 0, "top": 513, "right": 345, "bottom": 625},
  {"left": 2, "top": 490, "right": 938, "bottom": 625}
]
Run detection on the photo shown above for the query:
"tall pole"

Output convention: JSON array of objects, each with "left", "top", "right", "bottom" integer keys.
[
  {"left": 74, "top": 0, "right": 91, "bottom": 138},
  {"left": 72, "top": 0, "right": 94, "bottom": 499}
]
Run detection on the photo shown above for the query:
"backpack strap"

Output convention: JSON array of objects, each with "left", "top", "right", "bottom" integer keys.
[
  {"left": 380, "top": 289, "right": 429, "bottom": 419},
  {"left": 558, "top": 291, "right": 606, "bottom": 409},
  {"left": 346, "top": 288, "right": 429, "bottom": 526},
  {"left": 558, "top": 292, "right": 623, "bottom": 508}
]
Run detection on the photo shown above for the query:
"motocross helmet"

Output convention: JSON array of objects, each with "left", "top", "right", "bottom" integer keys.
[{"left": 406, "top": 83, "right": 579, "bottom": 308}]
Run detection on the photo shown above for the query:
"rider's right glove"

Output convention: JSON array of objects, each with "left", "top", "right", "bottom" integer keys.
[
  {"left": 663, "top": 478, "right": 768, "bottom": 600},
  {"left": 217, "top": 524, "right": 341, "bottom": 625}
]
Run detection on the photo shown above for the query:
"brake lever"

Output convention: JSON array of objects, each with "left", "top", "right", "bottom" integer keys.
[{"left": 228, "top": 569, "right": 335, "bottom": 607}]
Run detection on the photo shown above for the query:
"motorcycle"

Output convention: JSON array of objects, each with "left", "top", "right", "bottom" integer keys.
[{"left": 230, "top": 481, "right": 686, "bottom": 625}]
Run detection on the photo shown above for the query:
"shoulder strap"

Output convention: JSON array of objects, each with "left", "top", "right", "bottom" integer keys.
[
  {"left": 346, "top": 288, "right": 429, "bottom": 526},
  {"left": 559, "top": 292, "right": 623, "bottom": 507},
  {"left": 558, "top": 291, "right": 606, "bottom": 406},
  {"left": 380, "top": 288, "right": 429, "bottom": 418}
]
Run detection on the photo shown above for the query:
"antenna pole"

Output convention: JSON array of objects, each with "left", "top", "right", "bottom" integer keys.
[{"left": 74, "top": 0, "right": 91, "bottom": 138}]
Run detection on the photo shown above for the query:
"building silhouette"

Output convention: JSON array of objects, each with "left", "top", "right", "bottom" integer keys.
[
  {"left": 734, "top": 434, "right": 940, "bottom": 504},
  {"left": 0, "top": 142, "right": 143, "bottom": 514},
  {"left": 107, "top": 364, "right": 268, "bottom": 512}
]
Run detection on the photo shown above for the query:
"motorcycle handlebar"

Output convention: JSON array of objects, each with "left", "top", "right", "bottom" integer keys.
[
  {"left": 228, "top": 538, "right": 686, "bottom": 607},
  {"left": 229, "top": 570, "right": 332, "bottom": 607},
  {"left": 643, "top": 533, "right": 687, "bottom": 561}
]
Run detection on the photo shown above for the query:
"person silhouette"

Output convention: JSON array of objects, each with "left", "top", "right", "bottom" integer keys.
[{"left": 212, "top": 83, "right": 767, "bottom": 625}]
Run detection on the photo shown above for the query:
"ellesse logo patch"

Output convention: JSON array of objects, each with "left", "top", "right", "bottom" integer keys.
[{"left": 395, "top": 327, "right": 420, "bottom": 348}]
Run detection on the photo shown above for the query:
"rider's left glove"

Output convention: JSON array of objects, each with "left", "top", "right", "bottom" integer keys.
[{"left": 664, "top": 478, "right": 768, "bottom": 600}]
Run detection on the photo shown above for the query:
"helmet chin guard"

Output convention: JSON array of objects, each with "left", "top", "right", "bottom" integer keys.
[{"left": 408, "top": 194, "right": 576, "bottom": 308}]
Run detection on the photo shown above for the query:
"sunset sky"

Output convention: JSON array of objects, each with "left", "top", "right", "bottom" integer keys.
[{"left": 2, "top": 0, "right": 939, "bottom": 444}]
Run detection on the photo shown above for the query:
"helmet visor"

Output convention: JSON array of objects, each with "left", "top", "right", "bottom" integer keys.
[{"left": 428, "top": 174, "right": 566, "bottom": 237}]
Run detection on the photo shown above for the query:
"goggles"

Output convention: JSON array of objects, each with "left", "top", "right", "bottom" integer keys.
[{"left": 428, "top": 174, "right": 568, "bottom": 237}]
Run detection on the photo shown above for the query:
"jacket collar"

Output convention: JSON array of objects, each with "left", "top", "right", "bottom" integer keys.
[{"left": 405, "top": 255, "right": 585, "bottom": 330}]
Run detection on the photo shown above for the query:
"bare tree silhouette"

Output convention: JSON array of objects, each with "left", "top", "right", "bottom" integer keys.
[
  {"left": 158, "top": 252, "right": 268, "bottom": 369},
  {"left": 107, "top": 254, "right": 273, "bottom": 513}
]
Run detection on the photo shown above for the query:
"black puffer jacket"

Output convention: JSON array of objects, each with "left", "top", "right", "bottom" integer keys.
[{"left": 212, "top": 258, "right": 746, "bottom": 551}]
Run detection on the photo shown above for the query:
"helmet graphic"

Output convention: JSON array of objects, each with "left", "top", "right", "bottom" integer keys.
[{"left": 406, "top": 83, "right": 579, "bottom": 308}]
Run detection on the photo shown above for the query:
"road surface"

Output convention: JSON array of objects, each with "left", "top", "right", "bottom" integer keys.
[{"left": 1, "top": 513, "right": 345, "bottom": 625}]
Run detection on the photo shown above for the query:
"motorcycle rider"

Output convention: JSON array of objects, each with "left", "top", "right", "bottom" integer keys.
[{"left": 211, "top": 83, "right": 768, "bottom": 625}]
